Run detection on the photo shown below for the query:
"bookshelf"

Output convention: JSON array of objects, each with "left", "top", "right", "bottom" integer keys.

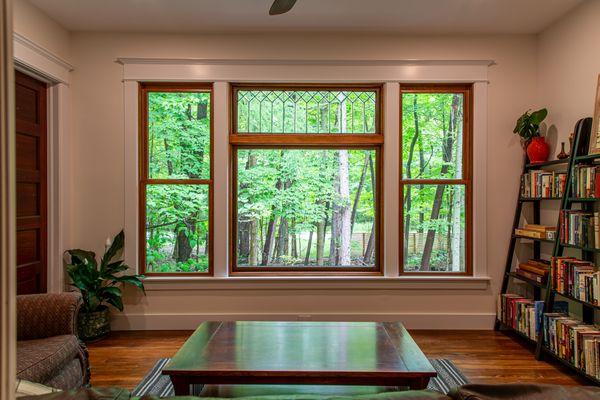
[{"left": 496, "top": 117, "right": 600, "bottom": 385}]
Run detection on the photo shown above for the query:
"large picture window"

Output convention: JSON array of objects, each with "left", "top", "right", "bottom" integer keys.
[
  {"left": 230, "top": 84, "right": 383, "bottom": 274},
  {"left": 139, "top": 83, "right": 213, "bottom": 275},
  {"left": 400, "top": 85, "right": 472, "bottom": 275}
]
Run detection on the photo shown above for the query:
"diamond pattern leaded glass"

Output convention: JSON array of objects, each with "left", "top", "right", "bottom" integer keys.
[{"left": 236, "top": 90, "right": 377, "bottom": 134}]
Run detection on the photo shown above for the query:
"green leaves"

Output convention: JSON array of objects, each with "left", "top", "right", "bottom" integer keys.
[
  {"left": 513, "top": 108, "right": 548, "bottom": 140},
  {"left": 65, "top": 230, "right": 145, "bottom": 313}
]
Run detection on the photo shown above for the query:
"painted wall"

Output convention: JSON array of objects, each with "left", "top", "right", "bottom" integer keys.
[
  {"left": 537, "top": 0, "right": 600, "bottom": 152},
  {"left": 65, "top": 32, "right": 538, "bottom": 329},
  {"left": 13, "top": 0, "right": 70, "bottom": 61}
]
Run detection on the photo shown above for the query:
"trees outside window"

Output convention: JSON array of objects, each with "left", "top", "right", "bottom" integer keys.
[
  {"left": 400, "top": 85, "right": 472, "bottom": 274},
  {"left": 140, "top": 83, "right": 213, "bottom": 275},
  {"left": 230, "top": 85, "right": 383, "bottom": 274}
]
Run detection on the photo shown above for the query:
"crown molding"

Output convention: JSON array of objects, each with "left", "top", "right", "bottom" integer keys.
[
  {"left": 118, "top": 58, "right": 493, "bottom": 83},
  {"left": 13, "top": 32, "right": 73, "bottom": 84},
  {"left": 116, "top": 57, "right": 495, "bottom": 67}
]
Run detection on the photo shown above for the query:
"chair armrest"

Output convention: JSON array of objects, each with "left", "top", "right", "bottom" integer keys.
[
  {"left": 17, "top": 292, "right": 82, "bottom": 340},
  {"left": 448, "top": 384, "right": 600, "bottom": 400}
]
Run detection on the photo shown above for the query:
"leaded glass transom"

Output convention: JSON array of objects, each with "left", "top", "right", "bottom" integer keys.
[{"left": 236, "top": 90, "right": 378, "bottom": 134}]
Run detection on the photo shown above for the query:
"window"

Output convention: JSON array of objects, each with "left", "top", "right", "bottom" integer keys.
[
  {"left": 139, "top": 83, "right": 213, "bottom": 275},
  {"left": 230, "top": 84, "right": 383, "bottom": 274},
  {"left": 400, "top": 85, "right": 472, "bottom": 275}
]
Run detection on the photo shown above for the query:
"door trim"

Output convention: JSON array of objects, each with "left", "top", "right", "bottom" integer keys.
[{"left": 14, "top": 40, "right": 72, "bottom": 293}]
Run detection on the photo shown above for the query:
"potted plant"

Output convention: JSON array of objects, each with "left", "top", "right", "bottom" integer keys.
[
  {"left": 65, "top": 230, "right": 145, "bottom": 341},
  {"left": 513, "top": 108, "right": 549, "bottom": 163}
]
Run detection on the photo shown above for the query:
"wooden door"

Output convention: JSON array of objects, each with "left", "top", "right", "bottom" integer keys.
[{"left": 15, "top": 70, "right": 47, "bottom": 294}]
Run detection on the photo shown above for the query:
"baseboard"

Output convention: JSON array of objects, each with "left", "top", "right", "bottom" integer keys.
[{"left": 111, "top": 312, "right": 496, "bottom": 330}]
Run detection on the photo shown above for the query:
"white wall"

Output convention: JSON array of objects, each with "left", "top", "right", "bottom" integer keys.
[
  {"left": 537, "top": 0, "right": 600, "bottom": 151},
  {"left": 65, "top": 32, "right": 538, "bottom": 329},
  {"left": 13, "top": 0, "right": 70, "bottom": 61}
]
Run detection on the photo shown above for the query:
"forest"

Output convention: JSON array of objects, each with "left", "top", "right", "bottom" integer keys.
[{"left": 143, "top": 89, "right": 466, "bottom": 273}]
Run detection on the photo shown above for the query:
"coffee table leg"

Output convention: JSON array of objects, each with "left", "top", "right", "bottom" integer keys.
[
  {"left": 170, "top": 376, "right": 191, "bottom": 395},
  {"left": 410, "top": 377, "right": 430, "bottom": 390}
]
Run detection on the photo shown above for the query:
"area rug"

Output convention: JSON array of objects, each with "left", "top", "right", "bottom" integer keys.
[{"left": 132, "top": 358, "right": 469, "bottom": 397}]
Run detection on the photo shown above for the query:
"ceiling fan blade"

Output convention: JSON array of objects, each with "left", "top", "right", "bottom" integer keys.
[{"left": 269, "top": 0, "right": 298, "bottom": 15}]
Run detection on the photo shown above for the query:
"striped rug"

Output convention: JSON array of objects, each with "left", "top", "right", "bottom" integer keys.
[{"left": 132, "top": 358, "right": 469, "bottom": 397}]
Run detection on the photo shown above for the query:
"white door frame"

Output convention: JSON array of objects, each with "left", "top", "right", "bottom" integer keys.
[{"left": 13, "top": 32, "right": 73, "bottom": 293}]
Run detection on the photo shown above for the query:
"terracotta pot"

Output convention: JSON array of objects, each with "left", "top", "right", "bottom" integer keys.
[
  {"left": 526, "top": 136, "right": 550, "bottom": 164},
  {"left": 78, "top": 306, "right": 110, "bottom": 342}
]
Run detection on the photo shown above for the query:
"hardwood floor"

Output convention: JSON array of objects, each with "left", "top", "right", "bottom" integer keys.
[{"left": 87, "top": 329, "right": 589, "bottom": 390}]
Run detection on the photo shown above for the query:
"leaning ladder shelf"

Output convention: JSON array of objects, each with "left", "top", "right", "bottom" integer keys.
[{"left": 495, "top": 117, "right": 600, "bottom": 385}]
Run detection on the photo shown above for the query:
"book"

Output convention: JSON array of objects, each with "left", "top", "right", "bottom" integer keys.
[{"left": 515, "top": 268, "right": 546, "bottom": 283}]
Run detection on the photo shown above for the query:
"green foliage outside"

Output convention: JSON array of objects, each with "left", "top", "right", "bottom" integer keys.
[
  {"left": 237, "top": 149, "right": 376, "bottom": 267},
  {"left": 145, "top": 92, "right": 211, "bottom": 273},
  {"left": 402, "top": 93, "right": 466, "bottom": 272},
  {"left": 143, "top": 89, "right": 468, "bottom": 273}
]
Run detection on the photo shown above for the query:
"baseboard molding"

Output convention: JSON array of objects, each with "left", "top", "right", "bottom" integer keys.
[{"left": 111, "top": 312, "right": 496, "bottom": 331}]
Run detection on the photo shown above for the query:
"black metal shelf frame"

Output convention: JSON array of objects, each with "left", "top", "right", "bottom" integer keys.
[{"left": 496, "top": 117, "right": 599, "bottom": 385}]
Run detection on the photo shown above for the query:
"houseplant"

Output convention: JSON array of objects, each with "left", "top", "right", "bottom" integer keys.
[
  {"left": 513, "top": 108, "right": 549, "bottom": 163},
  {"left": 65, "top": 230, "right": 145, "bottom": 341}
]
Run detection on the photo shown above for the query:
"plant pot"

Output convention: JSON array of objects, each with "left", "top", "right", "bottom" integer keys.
[
  {"left": 526, "top": 136, "right": 550, "bottom": 164},
  {"left": 78, "top": 307, "right": 110, "bottom": 342}
]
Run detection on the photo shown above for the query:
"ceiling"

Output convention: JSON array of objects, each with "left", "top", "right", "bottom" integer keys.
[{"left": 28, "top": 0, "right": 584, "bottom": 35}]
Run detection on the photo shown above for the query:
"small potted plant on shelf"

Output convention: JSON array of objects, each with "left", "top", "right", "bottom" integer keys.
[
  {"left": 513, "top": 108, "right": 549, "bottom": 163},
  {"left": 65, "top": 230, "right": 145, "bottom": 342}
]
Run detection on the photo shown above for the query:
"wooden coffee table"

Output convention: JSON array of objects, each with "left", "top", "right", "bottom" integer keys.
[{"left": 163, "top": 321, "right": 436, "bottom": 395}]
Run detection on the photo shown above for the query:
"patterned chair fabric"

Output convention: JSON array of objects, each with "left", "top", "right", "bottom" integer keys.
[{"left": 16, "top": 292, "right": 90, "bottom": 390}]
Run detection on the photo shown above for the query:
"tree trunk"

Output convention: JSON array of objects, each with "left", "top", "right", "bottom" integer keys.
[
  {"left": 338, "top": 150, "right": 352, "bottom": 265},
  {"left": 316, "top": 221, "right": 326, "bottom": 266},
  {"left": 403, "top": 94, "right": 420, "bottom": 258},
  {"left": 420, "top": 94, "right": 460, "bottom": 271},
  {"left": 238, "top": 152, "right": 256, "bottom": 264},
  {"left": 174, "top": 218, "right": 195, "bottom": 262},
  {"left": 249, "top": 219, "right": 259, "bottom": 265},
  {"left": 164, "top": 138, "right": 173, "bottom": 175},
  {"left": 275, "top": 217, "right": 289, "bottom": 260},
  {"left": 291, "top": 220, "right": 298, "bottom": 259},
  {"left": 363, "top": 154, "right": 377, "bottom": 264},
  {"left": 261, "top": 216, "right": 277, "bottom": 266},
  {"left": 418, "top": 124, "right": 425, "bottom": 233},
  {"left": 351, "top": 153, "right": 369, "bottom": 234},
  {"left": 304, "top": 230, "right": 313, "bottom": 265},
  {"left": 451, "top": 98, "right": 464, "bottom": 271}
]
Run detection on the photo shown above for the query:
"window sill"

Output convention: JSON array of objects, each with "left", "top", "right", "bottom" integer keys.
[{"left": 141, "top": 275, "right": 491, "bottom": 291}]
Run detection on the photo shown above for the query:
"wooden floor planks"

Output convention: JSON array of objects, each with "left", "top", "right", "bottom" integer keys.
[{"left": 87, "top": 329, "right": 589, "bottom": 390}]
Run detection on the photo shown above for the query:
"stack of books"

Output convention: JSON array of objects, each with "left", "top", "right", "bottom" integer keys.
[
  {"left": 521, "top": 170, "right": 567, "bottom": 198},
  {"left": 559, "top": 210, "right": 600, "bottom": 248},
  {"left": 551, "top": 257, "right": 600, "bottom": 304},
  {"left": 572, "top": 165, "right": 600, "bottom": 198},
  {"left": 543, "top": 313, "right": 600, "bottom": 378},
  {"left": 497, "top": 294, "right": 544, "bottom": 341},
  {"left": 516, "top": 259, "right": 551, "bottom": 284},
  {"left": 515, "top": 224, "right": 557, "bottom": 240}
]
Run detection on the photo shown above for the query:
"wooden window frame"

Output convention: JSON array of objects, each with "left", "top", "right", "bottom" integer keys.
[
  {"left": 139, "top": 82, "right": 214, "bottom": 276},
  {"left": 399, "top": 84, "right": 473, "bottom": 276},
  {"left": 230, "top": 83, "right": 384, "bottom": 276}
]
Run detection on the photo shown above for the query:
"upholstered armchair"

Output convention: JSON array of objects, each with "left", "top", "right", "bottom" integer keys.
[{"left": 16, "top": 292, "right": 90, "bottom": 390}]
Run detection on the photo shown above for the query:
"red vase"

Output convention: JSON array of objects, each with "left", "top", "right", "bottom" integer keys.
[{"left": 526, "top": 137, "right": 550, "bottom": 164}]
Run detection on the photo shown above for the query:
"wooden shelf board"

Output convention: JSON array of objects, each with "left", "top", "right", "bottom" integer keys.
[
  {"left": 495, "top": 320, "right": 537, "bottom": 345},
  {"left": 525, "top": 159, "right": 569, "bottom": 169},
  {"left": 541, "top": 349, "right": 600, "bottom": 385},
  {"left": 520, "top": 197, "right": 562, "bottom": 202},
  {"left": 553, "top": 290, "right": 600, "bottom": 309},
  {"left": 567, "top": 197, "right": 600, "bottom": 202},
  {"left": 506, "top": 272, "right": 546, "bottom": 289},
  {"left": 575, "top": 154, "right": 600, "bottom": 163},
  {"left": 560, "top": 243, "right": 600, "bottom": 252},
  {"left": 513, "top": 234, "right": 555, "bottom": 243}
]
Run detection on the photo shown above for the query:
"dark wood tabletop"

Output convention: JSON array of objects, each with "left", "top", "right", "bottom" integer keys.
[{"left": 162, "top": 321, "right": 437, "bottom": 395}]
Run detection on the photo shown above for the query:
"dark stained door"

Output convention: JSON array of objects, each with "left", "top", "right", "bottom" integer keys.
[{"left": 15, "top": 70, "right": 47, "bottom": 294}]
